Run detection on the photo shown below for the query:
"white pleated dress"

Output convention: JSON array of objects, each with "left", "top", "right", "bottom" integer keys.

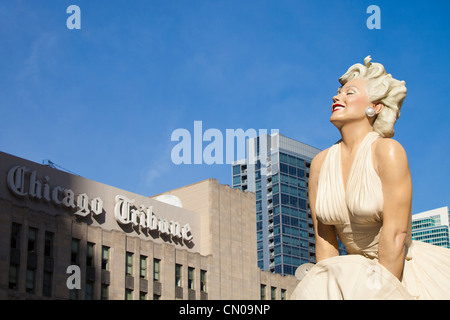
[{"left": 291, "top": 131, "right": 450, "bottom": 300}]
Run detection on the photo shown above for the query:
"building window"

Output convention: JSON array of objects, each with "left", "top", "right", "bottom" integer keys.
[
  {"left": 140, "top": 255, "right": 147, "bottom": 279},
  {"left": 281, "top": 289, "right": 286, "bottom": 300},
  {"left": 200, "top": 270, "right": 207, "bottom": 292},
  {"left": 125, "top": 289, "right": 133, "bottom": 300},
  {"left": 11, "top": 223, "right": 21, "bottom": 249},
  {"left": 271, "top": 286, "right": 277, "bottom": 300},
  {"left": 139, "top": 291, "right": 147, "bottom": 300},
  {"left": 256, "top": 138, "right": 260, "bottom": 156},
  {"left": 71, "top": 239, "right": 80, "bottom": 265},
  {"left": 44, "top": 232, "right": 54, "bottom": 257},
  {"left": 85, "top": 281, "right": 94, "bottom": 300},
  {"left": 86, "top": 242, "right": 95, "bottom": 267},
  {"left": 26, "top": 268, "right": 35, "bottom": 294},
  {"left": 153, "top": 258, "right": 160, "bottom": 282},
  {"left": 258, "top": 260, "right": 264, "bottom": 269},
  {"left": 8, "top": 265, "right": 18, "bottom": 290},
  {"left": 9, "top": 223, "right": 21, "bottom": 290},
  {"left": 101, "top": 246, "right": 110, "bottom": 270},
  {"left": 256, "top": 200, "right": 262, "bottom": 211},
  {"left": 28, "top": 227, "right": 37, "bottom": 253},
  {"left": 70, "top": 288, "right": 78, "bottom": 300},
  {"left": 101, "top": 284, "right": 109, "bottom": 300},
  {"left": 188, "top": 267, "right": 194, "bottom": 290},
  {"left": 175, "top": 264, "right": 182, "bottom": 287},
  {"left": 260, "top": 284, "right": 266, "bottom": 300},
  {"left": 273, "top": 194, "right": 279, "bottom": 206},
  {"left": 126, "top": 252, "right": 133, "bottom": 276},
  {"left": 43, "top": 271, "right": 52, "bottom": 297},
  {"left": 272, "top": 174, "right": 279, "bottom": 184}
]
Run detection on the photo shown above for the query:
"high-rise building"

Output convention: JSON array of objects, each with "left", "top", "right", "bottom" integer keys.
[
  {"left": 231, "top": 132, "right": 346, "bottom": 276},
  {"left": 412, "top": 206, "right": 450, "bottom": 249}
]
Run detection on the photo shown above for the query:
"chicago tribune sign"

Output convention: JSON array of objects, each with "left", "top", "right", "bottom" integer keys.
[
  {"left": 6, "top": 165, "right": 193, "bottom": 242},
  {"left": 114, "top": 194, "right": 192, "bottom": 241}
]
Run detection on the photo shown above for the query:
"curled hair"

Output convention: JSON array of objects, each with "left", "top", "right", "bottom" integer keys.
[{"left": 339, "top": 56, "right": 407, "bottom": 138}]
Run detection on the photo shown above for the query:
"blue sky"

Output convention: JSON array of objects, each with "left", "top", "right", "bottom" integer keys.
[{"left": 0, "top": 0, "right": 449, "bottom": 214}]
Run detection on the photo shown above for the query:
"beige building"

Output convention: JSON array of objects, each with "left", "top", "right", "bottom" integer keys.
[{"left": 0, "top": 151, "right": 299, "bottom": 300}]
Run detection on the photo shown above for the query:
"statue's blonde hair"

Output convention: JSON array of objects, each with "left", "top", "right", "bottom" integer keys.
[{"left": 339, "top": 56, "right": 407, "bottom": 138}]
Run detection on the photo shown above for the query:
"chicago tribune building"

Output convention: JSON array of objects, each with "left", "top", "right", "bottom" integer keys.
[{"left": 0, "top": 151, "right": 299, "bottom": 300}]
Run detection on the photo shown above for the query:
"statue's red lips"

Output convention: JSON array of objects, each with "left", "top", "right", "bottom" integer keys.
[{"left": 332, "top": 103, "right": 345, "bottom": 112}]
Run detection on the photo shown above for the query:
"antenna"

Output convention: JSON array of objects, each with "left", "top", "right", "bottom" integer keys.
[
  {"left": 42, "top": 159, "right": 56, "bottom": 168},
  {"left": 42, "top": 159, "right": 80, "bottom": 176}
]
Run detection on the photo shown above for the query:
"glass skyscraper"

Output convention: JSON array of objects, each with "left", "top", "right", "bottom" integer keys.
[
  {"left": 231, "top": 132, "right": 346, "bottom": 276},
  {"left": 412, "top": 206, "right": 450, "bottom": 249}
]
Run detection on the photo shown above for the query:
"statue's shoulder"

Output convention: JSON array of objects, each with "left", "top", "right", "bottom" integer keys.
[
  {"left": 373, "top": 137, "right": 407, "bottom": 160},
  {"left": 372, "top": 137, "right": 409, "bottom": 173}
]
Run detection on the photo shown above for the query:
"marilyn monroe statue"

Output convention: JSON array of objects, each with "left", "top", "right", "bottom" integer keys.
[{"left": 291, "top": 56, "right": 450, "bottom": 300}]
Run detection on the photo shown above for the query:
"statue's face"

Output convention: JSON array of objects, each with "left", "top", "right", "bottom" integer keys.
[{"left": 330, "top": 78, "right": 372, "bottom": 127}]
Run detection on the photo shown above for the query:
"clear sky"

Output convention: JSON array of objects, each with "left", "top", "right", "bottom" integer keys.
[{"left": 0, "top": 0, "right": 448, "bottom": 214}]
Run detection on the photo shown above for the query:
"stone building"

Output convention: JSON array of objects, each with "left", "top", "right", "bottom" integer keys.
[{"left": 0, "top": 151, "right": 298, "bottom": 300}]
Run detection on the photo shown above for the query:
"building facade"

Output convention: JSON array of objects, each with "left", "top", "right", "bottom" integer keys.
[
  {"left": 412, "top": 206, "right": 450, "bottom": 249},
  {"left": 232, "top": 133, "right": 346, "bottom": 276},
  {"left": 0, "top": 151, "right": 298, "bottom": 300},
  {"left": 233, "top": 133, "right": 312, "bottom": 275}
]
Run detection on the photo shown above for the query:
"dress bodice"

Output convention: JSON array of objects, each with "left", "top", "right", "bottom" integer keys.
[
  {"left": 292, "top": 131, "right": 450, "bottom": 300},
  {"left": 315, "top": 131, "right": 408, "bottom": 258}
]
